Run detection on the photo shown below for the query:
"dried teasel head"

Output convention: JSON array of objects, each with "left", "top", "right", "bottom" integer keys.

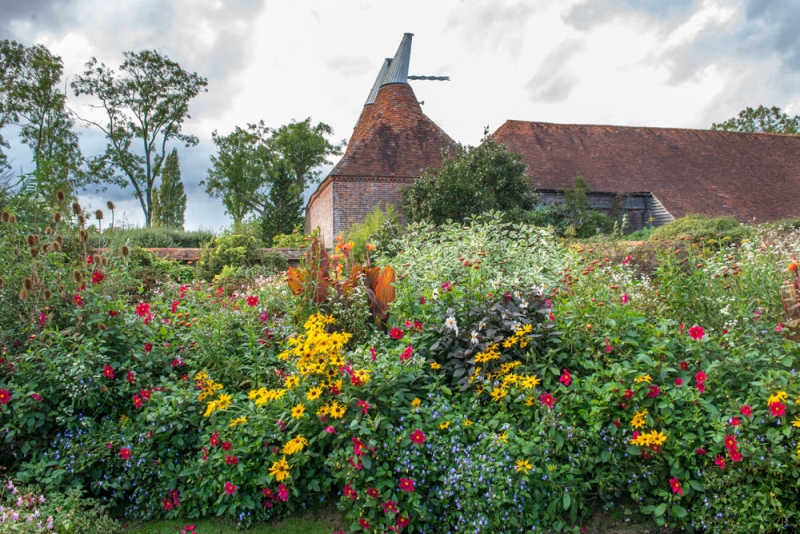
[
  {"left": 19, "top": 289, "right": 29, "bottom": 300},
  {"left": 26, "top": 234, "right": 36, "bottom": 247},
  {"left": 42, "top": 244, "right": 50, "bottom": 253},
  {"left": 56, "top": 190, "right": 65, "bottom": 201},
  {"left": 0, "top": 278, "right": 3, "bottom": 287},
  {"left": 98, "top": 322, "right": 107, "bottom": 331},
  {"left": 34, "top": 234, "right": 40, "bottom": 245},
  {"left": 72, "top": 202, "right": 81, "bottom": 215},
  {"left": 30, "top": 272, "right": 37, "bottom": 283},
  {"left": 78, "top": 215, "right": 85, "bottom": 226},
  {"left": 8, "top": 214, "right": 16, "bottom": 223},
  {"left": 55, "top": 234, "right": 63, "bottom": 244},
  {"left": 43, "top": 288, "right": 52, "bottom": 299},
  {"left": 53, "top": 212, "right": 62, "bottom": 223},
  {"left": 95, "top": 209, "right": 104, "bottom": 220},
  {"left": 23, "top": 278, "right": 33, "bottom": 290},
  {"left": 51, "top": 241, "right": 61, "bottom": 252},
  {"left": 121, "top": 245, "right": 130, "bottom": 257},
  {"left": 1, "top": 211, "right": 9, "bottom": 222},
  {"left": 13, "top": 247, "right": 20, "bottom": 255},
  {"left": 79, "top": 229, "right": 88, "bottom": 242},
  {"left": 30, "top": 247, "right": 39, "bottom": 259},
  {"left": 100, "top": 256, "right": 108, "bottom": 266},
  {"left": 73, "top": 270, "right": 83, "bottom": 283},
  {"left": 107, "top": 200, "right": 115, "bottom": 210},
  {"left": 44, "top": 226, "right": 52, "bottom": 235}
]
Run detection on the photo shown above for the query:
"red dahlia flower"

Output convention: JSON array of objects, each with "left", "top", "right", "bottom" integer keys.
[
  {"left": 224, "top": 482, "right": 237, "bottom": 495},
  {"left": 769, "top": 402, "right": 786, "bottom": 417},
  {"left": 398, "top": 478, "right": 415, "bottom": 492},
  {"left": 382, "top": 499, "right": 399, "bottom": 514},
  {"left": 669, "top": 477, "right": 682, "bottom": 495},
  {"left": 246, "top": 295, "right": 258, "bottom": 307},
  {"left": 103, "top": 364, "right": 114, "bottom": 380},
  {"left": 714, "top": 454, "right": 725, "bottom": 469},
  {"left": 740, "top": 405, "right": 753, "bottom": 417},
  {"left": 688, "top": 325, "right": 705, "bottom": 340},
  {"left": 135, "top": 302, "right": 150, "bottom": 317},
  {"left": 410, "top": 429, "right": 426, "bottom": 444},
  {"left": 119, "top": 447, "right": 131, "bottom": 459},
  {"left": 539, "top": 392, "right": 556, "bottom": 409},
  {"left": 390, "top": 327, "right": 404, "bottom": 340},
  {"left": 723, "top": 434, "right": 738, "bottom": 451},
  {"left": 559, "top": 369, "right": 572, "bottom": 387}
]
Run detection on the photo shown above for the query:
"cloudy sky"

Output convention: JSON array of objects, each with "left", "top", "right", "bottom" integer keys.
[{"left": 2, "top": 0, "right": 799, "bottom": 230}]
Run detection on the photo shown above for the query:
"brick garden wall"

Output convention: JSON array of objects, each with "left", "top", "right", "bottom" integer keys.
[
  {"left": 331, "top": 177, "right": 414, "bottom": 242},
  {"left": 306, "top": 178, "right": 334, "bottom": 247}
]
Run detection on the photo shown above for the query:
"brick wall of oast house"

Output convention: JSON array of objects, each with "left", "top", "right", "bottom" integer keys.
[
  {"left": 306, "top": 177, "right": 333, "bottom": 247},
  {"left": 331, "top": 177, "right": 414, "bottom": 240}
]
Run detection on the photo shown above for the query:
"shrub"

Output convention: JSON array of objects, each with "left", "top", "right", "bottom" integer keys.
[
  {"left": 196, "top": 234, "right": 264, "bottom": 280},
  {"left": 90, "top": 227, "right": 214, "bottom": 249},
  {"left": 650, "top": 214, "right": 752, "bottom": 244},
  {"left": 345, "top": 204, "right": 399, "bottom": 264},
  {"left": 271, "top": 226, "right": 319, "bottom": 249}
]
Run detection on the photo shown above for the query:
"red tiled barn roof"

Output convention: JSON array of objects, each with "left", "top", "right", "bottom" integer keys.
[
  {"left": 329, "top": 83, "right": 457, "bottom": 179},
  {"left": 493, "top": 120, "right": 800, "bottom": 222}
]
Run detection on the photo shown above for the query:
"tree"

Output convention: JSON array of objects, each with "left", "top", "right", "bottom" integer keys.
[
  {"left": 203, "top": 119, "right": 341, "bottom": 226},
  {"left": 72, "top": 50, "right": 207, "bottom": 226},
  {"left": 202, "top": 122, "right": 272, "bottom": 226},
  {"left": 152, "top": 148, "right": 186, "bottom": 229},
  {"left": 711, "top": 105, "right": 800, "bottom": 135},
  {"left": 269, "top": 118, "right": 344, "bottom": 200},
  {"left": 260, "top": 158, "right": 304, "bottom": 245},
  {"left": 0, "top": 40, "right": 89, "bottom": 198},
  {"left": 402, "top": 131, "right": 538, "bottom": 225}
]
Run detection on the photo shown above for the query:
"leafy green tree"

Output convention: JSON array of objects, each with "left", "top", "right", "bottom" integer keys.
[
  {"left": 260, "top": 158, "right": 304, "bottom": 245},
  {"left": 402, "top": 131, "right": 538, "bottom": 225},
  {"left": 269, "top": 118, "right": 343, "bottom": 200},
  {"left": 0, "top": 40, "right": 91, "bottom": 199},
  {"left": 72, "top": 50, "right": 207, "bottom": 226},
  {"left": 203, "top": 119, "right": 341, "bottom": 226},
  {"left": 151, "top": 148, "right": 186, "bottom": 229},
  {"left": 202, "top": 122, "right": 272, "bottom": 226},
  {"left": 712, "top": 105, "right": 800, "bottom": 135}
]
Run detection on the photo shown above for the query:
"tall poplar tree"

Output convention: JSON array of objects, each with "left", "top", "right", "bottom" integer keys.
[{"left": 152, "top": 148, "right": 186, "bottom": 229}]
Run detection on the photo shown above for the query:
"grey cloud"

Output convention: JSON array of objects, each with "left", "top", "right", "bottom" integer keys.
[
  {"left": 526, "top": 40, "right": 584, "bottom": 103},
  {"left": 564, "top": 0, "right": 701, "bottom": 31},
  {"left": 0, "top": 0, "right": 78, "bottom": 38},
  {"left": 326, "top": 56, "right": 374, "bottom": 78},
  {"left": 445, "top": 1, "right": 540, "bottom": 56}
]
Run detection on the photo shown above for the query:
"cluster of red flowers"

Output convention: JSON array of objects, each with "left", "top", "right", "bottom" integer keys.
[
  {"left": 399, "top": 345, "right": 413, "bottom": 362},
  {"left": 132, "top": 388, "right": 155, "bottom": 409},
  {"left": 723, "top": 434, "right": 743, "bottom": 463},
  {"left": 162, "top": 489, "right": 180, "bottom": 510},
  {"left": 695, "top": 370, "right": 707, "bottom": 393},
  {"left": 261, "top": 484, "right": 288, "bottom": 508},
  {"left": 91, "top": 271, "right": 104, "bottom": 284}
]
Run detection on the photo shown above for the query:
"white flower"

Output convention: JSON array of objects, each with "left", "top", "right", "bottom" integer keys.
[
  {"left": 511, "top": 322, "right": 520, "bottom": 331},
  {"left": 471, "top": 331, "right": 479, "bottom": 344},
  {"left": 520, "top": 300, "right": 529, "bottom": 309},
  {"left": 432, "top": 288, "right": 440, "bottom": 301},
  {"left": 444, "top": 316, "right": 459, "bottom": 335}
]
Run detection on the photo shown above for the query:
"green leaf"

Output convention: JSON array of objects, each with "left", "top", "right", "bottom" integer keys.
[
  {"left": 654, "top": 503, "right": 667, "bottom": 517},
  {"left": 688, "top": 480, "right": 704, "bottom": 492},
  {"left": 563, "top": 492, "right": 571, "bottom": 511},
  {"left": 671, "top": 505, "right": 688, "bottom": 518}
]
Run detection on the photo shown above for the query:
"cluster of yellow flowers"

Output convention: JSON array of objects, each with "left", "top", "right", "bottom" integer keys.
[
  {"left": 229, "top": 416, "right": 247, "bottom": 427},
  {"left": 316, "top": 400, "right": 347, "bottom": 419},
  {"left": 282, "top": 435, "right": 308, "bottom": 455},
  {"left": 631, "top": 430, "right": 667, "bottom": 447},
  {"left": 474, "top": 343, "right": 501, "bottom": 364},
  {"left": 195, "top": 371, "right": 232, "bottom": 418},
  {"left": 631, "top": 409, "right": 648, "bottom": 429},
  {"left": 195, "top": 371, "right": 223, "bottom": 402},
  {"left": 502, "top": 324, "right": 533, "bottom": 349},
  {"left": 248, "top": 387, "right": 287, "bottom": 407}
]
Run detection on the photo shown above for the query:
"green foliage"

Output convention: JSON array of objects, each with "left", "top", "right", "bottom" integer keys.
[
  {"left": 1, "top": 480, "right": 122, "bottom": 533},
  {"left": 712, "top": 105, "right": 800, "bottom": 135},
  {"left": 260, "top": 159, "right": 304, "bottom": 246},
  {"left": 271, "top": 227, "right": 318, "bottom": 249},
  {"left": 650, "top": 214, "right": 752, "bottom": 244},
  {"left": 72, "top": 50, "right": 208, "bottom": 226},
  {"left": 196, "top": 233, "right": 264, "bottom": 280},
  {"left": 203, "top": 119, "right": 342, "bottom": 227},
  {"left": 402, "top": 133, "right": 538, "bottom": 225},
  {"left": 151, "top": 149, "right": 187, "bottom": 230},
  {"left": 345, "top": 204, "right": 399, "bottom": 263},
  {"left": 89, "top": 227, "right": 214, "bottom": 249},
  {"left": 526, "top": 176, "right": 616, "bottom": 238}
]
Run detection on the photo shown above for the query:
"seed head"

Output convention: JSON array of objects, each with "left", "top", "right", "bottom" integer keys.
[
  {"left": 1, "top": 211, "right": 8, "bottom": 222},
  {"left": 51, "top": 241, "right": 61, "bottom": 252},
  {"left": 43, "top": 288, "right": 52, "bottom": 299},
  {"left": 107, "top": 200, "right": 115, "bottom": 210},
  {"left": 73, "top": 270, "right": 83, "bottom": 283},
  {"left": 19, "top": 289, "right": 29, "bottom": 300},
  {"left": 56, "top": 190, "right": 65, "bottom": 201},
  {"left": 30, "top": 247, "right": 39, "bottom": 259},
  {"left": 53, "top": 212, "right": 62, "bottom": 223},
  {"left": 44, "top": 226, "right": 52, "bottom": 235},
  {"left": 78, "top": 215, "right": 85, "bottom": 225},
  {"left": 98, "top": 322, "right": 107, "bottom": 331},
  {"left": 26, "top": 235, "right": 35, "bottom": 247},
  {"left": 95, "top": 209, "right": 104, "bottom": 220},
  {"left": 23, "top": 278, "right": 33, "bottom": 290},
  {"left": 72, "top": 202, "right": 81, "bottom": 215},
  {"left": 121, "top": 245, "right": 130, "bottom": 257},
  {"left": 79, "top": 229, "right": 88, "bottom": 242},
  {"left": 8, "top": 214, "right": 16, "bottom": 223}
]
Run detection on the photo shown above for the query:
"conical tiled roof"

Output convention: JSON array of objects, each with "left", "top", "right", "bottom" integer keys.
[{"left": 331, "top": 83, "right": 456, "bottom": 178}]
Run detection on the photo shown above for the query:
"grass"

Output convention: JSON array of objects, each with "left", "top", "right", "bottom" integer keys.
[{"left": 124, "top": 506, "right": 342, "bottom": 533}]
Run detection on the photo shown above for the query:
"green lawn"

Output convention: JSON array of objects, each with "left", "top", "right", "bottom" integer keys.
[{"left": 124, "top": 508, "right": 342, "bottom": 533}]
